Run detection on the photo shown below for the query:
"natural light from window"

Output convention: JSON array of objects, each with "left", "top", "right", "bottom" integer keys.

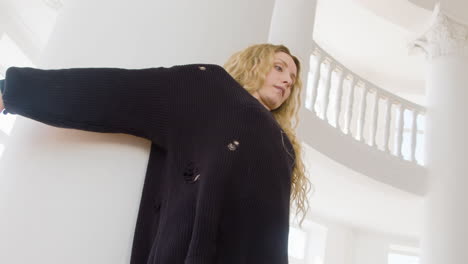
[
  {"left": 388, "top": 252, "right": 420, "bottom": 264},
  {"left": 388, "top": 244, "right": 420, "bottom": 264},
  {"left": 288, "top": 220, "right": 327, "bottom": 264},
  {"left": 288, "top": 226, "right": 307, "bottom": 260},
  {"left": 399, "top": 109, "right": 425, "bottom": 165}
]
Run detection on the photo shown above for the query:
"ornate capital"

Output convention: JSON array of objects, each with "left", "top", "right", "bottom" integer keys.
[
  {"left": 43, "top": 0, "right": 63, "bottom": 11},
  {"left": 410, "top": 3, "right": 468, "bottom": 59}
]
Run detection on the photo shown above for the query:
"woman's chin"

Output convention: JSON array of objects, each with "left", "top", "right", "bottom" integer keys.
[{"left": 269, "top": 102, "right": 283, "bottom": 111}]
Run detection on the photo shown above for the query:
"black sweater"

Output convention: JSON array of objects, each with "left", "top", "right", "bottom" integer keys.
[{"left": 1, "top": 64, "right": 295, "bottom": 264}]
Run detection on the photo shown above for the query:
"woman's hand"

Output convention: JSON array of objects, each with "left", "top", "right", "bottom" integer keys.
[{"left": 0, "top": 91, "right": 4, "bottom": 113}]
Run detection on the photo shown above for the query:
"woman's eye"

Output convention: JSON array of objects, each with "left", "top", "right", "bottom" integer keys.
[{"left": 275, "top": 65, "right": 282, "bottom": 71}]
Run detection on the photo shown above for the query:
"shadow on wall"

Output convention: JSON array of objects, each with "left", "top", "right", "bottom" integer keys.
[{"left": 408, "top": 0, "right": 438, "bottom": 11}]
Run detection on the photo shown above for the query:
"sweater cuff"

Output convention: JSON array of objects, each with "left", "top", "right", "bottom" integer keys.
[
  {"left": 0, "top": 79, "right": 4, "bottom": 94},
  {"left": 1, "top": 79, "right": 10, "bottom": 115}
]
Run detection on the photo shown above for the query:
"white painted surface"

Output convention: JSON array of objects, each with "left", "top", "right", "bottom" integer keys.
[
  {"left": 298, "top": 107, "right": 427, "bottom": 196},
  {"left": 319, "top": 218, "right": 355, "bottom": 264},
  {"left": 268, "top": 0, "right": 317, "bottom": 83},
  {"left": 410, "top": 5, "right": 468, "bottom": 264},
  {"left": 303, "top": 143, "right": 423, "bottom": 238},
  {"left": 422, "top": 46, "right": 468, "bottom": 264},
  {"left": 0, "top": 0, "right": 276, "bottom": 263},
  {"left": 307, "top": 45, "right": 427, "bottom": 166},
  {"left": 308, "top": 215, "right": 419, "bottom": 264},
  {"left": 313, "top": 0, "right": 430, "bottom": 97},
  {"left": 0, "top": 0, "right": 431, "bottom": 262},
  {"left": 354, "top": 229, "right": 419, "bottom": 264}
]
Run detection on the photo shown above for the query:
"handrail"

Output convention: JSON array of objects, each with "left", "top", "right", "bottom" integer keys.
[
  {"left": 311, "top": 43, "right": 425, "bottom": 113},
  {"left": 306, "top": 41, "right": 426, "bottom": 166}
]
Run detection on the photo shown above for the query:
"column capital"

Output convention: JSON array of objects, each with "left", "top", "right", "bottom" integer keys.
[
  {"left": 409, "top": 3, "right": 468, "bottom": 59},
  {"left": 43, "top": 0, "right": 64, "bottom": 11}
]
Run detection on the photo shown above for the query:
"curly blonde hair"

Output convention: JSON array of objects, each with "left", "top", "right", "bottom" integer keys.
[{"left": 223, "top": 43, "right": 312, "bottom": 227}]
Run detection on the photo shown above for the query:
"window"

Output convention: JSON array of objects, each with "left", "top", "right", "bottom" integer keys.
[
  {"left": 394, "top": 108, "right": 425, "bottom": 165},
  {"left": 289, "top": 226, "right": 308, "bottom": 260},
  {"left": 288, "top": 220, "right": 328, "bottom": 264},
  {"left": 388, "top": 244, "right": 420, "bottom": 264},
  {"left": 388, "top": 252, "right": 420, "bottom": 264}
]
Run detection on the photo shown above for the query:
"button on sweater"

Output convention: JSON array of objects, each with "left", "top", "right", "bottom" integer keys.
[{"left": 0, "top": 64, "right": 295, "bottom": 264}]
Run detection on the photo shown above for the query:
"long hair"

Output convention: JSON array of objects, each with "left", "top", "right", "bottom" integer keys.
[{"left": 223, "top": 43, "right": 312, "bottom": 227}]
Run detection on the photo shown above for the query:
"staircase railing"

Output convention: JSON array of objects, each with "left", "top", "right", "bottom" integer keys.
[{"left": 306, "top": 41, "right": 426, "bottom": 166}]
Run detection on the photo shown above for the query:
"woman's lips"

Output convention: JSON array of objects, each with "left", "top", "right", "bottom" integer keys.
[{"left": 274, "top": 86, "right": 284, "bottom": 97}]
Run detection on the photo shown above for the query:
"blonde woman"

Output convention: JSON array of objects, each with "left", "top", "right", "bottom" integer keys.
[{"left": 0, "top": 43, "right": 311, "bottom": 264}]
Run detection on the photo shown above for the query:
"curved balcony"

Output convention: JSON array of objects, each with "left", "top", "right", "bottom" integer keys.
[{"left": 298, "top": 41, "right": 427, "bottom": 195}]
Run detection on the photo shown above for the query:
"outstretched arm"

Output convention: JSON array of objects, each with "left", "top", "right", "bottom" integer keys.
[
  {"left": 0, "top": 80, "right": 4, "bottom": 112},
  {"left": 0, "top": 66, "right": 174, "bottom": 149}
]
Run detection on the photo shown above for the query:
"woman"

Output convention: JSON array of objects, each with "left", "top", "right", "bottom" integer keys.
[{"left": 0, "top": 43, "right": 311, "bottom": 264}]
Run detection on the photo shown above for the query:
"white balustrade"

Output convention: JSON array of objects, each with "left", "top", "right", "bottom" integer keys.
[
  {"left": 334, "top": 70, "right": 345, "bottom": 129},
  {"left": 344, "top": 77, "right": 357, "bottom": 135},
  {"left": 410, "top": 110, "right": 419, "bottom": 162},
  {"left": 307, "top": 54, "right": 324, "bottom": 112},
  {"left": 357, "top": 85, "right": 368, "bottom": 142},
  {"left": 396, "top": 104, "right": 405, "bottom": 158},
  {"left": 322, "top": 62, "right": 334, "bottom": 121},
  {"left": 307, "top": 41, "right": 426, "bottom": 166},
  {"left": 370, "top": 91, "right": 379, "bottom": 147},
  {"left": 383, "top": 97, "right": 392, "bottom": 153}
]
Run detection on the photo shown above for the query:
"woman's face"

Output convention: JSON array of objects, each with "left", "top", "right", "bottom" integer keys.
[{"left": 251, "top": 51, "right": 297, "bottom": 111}]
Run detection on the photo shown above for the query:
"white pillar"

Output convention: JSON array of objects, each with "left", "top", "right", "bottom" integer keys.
[
  {"left": 269, "top": 0, "right": 317, "bottom": 69},
  {"left": 268, "top": 0, "right": 318, "bottom": 150},
  {"left": 41, "top": 0, "right": 276, "bottom": 67},
  {"left": 410, "top": 3, "right": 468, "bottom": 264},
  {"left": 0, "top": 1, "right": 275, "bottom": 264}
]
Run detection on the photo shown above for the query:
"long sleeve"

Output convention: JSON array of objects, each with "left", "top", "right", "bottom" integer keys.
[{"left": 1, "top": 66, "right": 173, "bottom": 148}]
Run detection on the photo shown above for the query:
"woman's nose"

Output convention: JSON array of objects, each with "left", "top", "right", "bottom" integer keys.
[{"left": 282, "top": 76, "right": 292, "bottom": 87}]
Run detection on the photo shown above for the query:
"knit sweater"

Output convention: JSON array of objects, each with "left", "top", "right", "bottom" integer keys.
[{"left": 0, "top": 64, "right": 296, "bottom": 264}]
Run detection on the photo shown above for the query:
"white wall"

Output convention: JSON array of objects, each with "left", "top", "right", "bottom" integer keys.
[
  {"left": 40, "top": 0, "right": 275, "bottom": 68},
  {"left": 321, "top": 218, "right": 355, "bottom": 264},
  {"left": 354, "top": 229, "right": 419, "bottom": 264},
  {"left": 308, "top": 215, "right": 419, "bottom": 264},
  {"left": 0, "top": 1, "right": 426, "bottom": 263},
  {"left": 0, "top": 1, "right": 277, "bottom": 263}
]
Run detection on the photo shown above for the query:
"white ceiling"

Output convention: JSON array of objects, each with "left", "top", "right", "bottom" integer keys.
[{"left": 313, "top": 0, "right": 433, "bottom": 106}]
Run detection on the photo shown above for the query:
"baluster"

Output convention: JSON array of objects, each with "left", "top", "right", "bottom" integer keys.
[
  {"left": 396, "top": 104, "right": 405, "bottom": 158},
  {"left": 370, "top": 91, "right": 379, "bottom": 147},
  {"left": 322, "top": 62, "right": 334, "bottom": 121},
  {"left": 308, "top": 53, "right": 324, "bottom": 113},
  {"left": 410, "top": 109, "right": 419, "bottom": 162},
  {"left": 334, "top": 70, "right": 346, "bottom": 130},
  {"left": 383, "top": 97, "right": 392, "bottom": 153},
  {"left": 344, "top": 77, "right": 357, "bottom": 136},
  {"left": 357, "top": 84, "right": 368, "bottom": 142}
]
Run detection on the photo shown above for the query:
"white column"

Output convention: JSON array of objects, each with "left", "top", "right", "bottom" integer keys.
[
  {"left": 410, "top": 3, "right": 468, "bottom": 264},
  {"left": 41, "top": 0, "right": 275, "bottom": 67},
  {"left": 269, "top": 0, "right": 317, "bottom": 70},
  {"left": 269, "top": 0, "right": 318, "bottom": 142},
  {"left": 0, "top": 1, "right": 275, "bottom": 264}
]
